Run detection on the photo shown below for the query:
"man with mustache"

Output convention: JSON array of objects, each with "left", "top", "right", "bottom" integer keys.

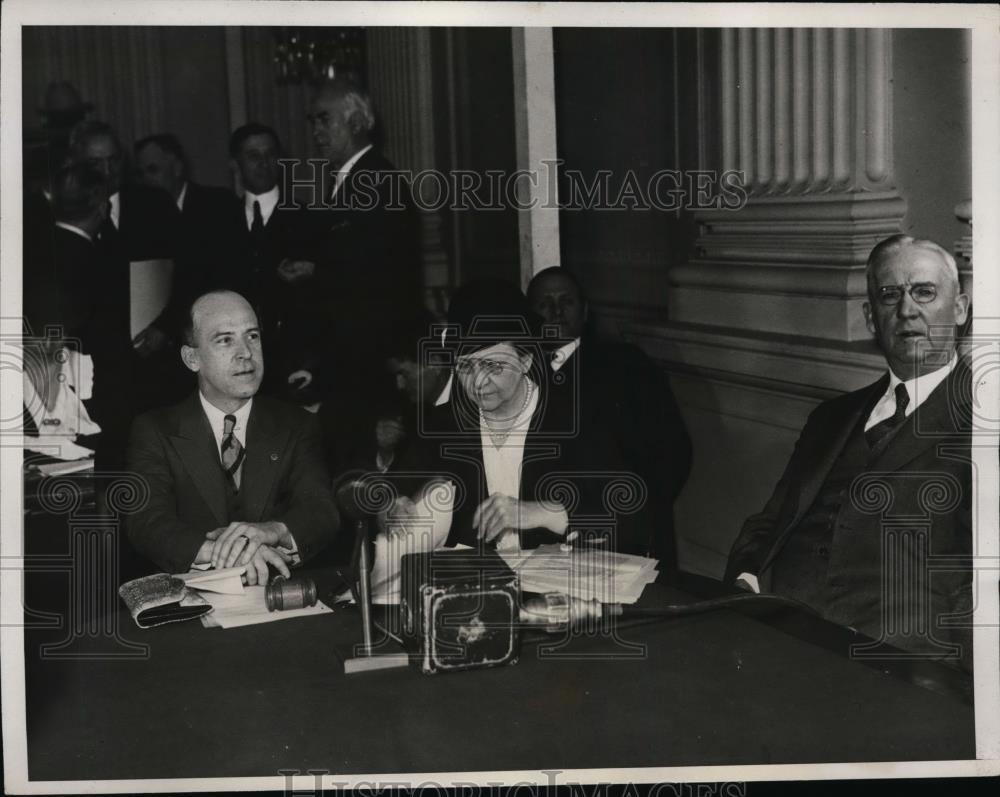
[
  {"left": 725, "top": 234, "right": 974, "bottom": 670},
  {"left": 126, "top": 290, "right": 339, "bottom": 582}
]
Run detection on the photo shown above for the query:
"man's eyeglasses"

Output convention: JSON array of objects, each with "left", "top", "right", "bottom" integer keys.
[{"left": 875, "top": 283, "right": 938, "bottom": 307}]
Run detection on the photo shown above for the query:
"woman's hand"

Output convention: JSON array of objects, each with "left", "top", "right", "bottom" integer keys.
[{"left": 472, "top": 494, "right": 569, "bottom": 542}]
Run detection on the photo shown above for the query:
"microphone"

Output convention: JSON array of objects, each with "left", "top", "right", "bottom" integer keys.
[{"left": 334, "top": 471, "right": 398, "bottom": 523}]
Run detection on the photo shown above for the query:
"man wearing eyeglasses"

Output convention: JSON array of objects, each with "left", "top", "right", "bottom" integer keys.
[{"left": 724, "top": 234, "right": 974, "bottom": 671}]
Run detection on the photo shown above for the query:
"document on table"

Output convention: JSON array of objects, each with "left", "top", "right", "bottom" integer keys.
[
  {"left": 176, "top": 567, "right": 333, "bottom": 628},
  {"left": 198, "top": 586, "right": 332, "bottom": 629},
  {"left": 501, "top": 544, "right": 658, "bottom": 604},
  {"left": 370, "top": 480, "right": 456, "bottom": 605},
  {"left": 176, "top": 567, "right": 246, "bottom": 595}
]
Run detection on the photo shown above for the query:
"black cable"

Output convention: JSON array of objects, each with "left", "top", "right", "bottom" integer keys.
[{"left": 617, "top": 591, "right": 822, "bottom": 620}]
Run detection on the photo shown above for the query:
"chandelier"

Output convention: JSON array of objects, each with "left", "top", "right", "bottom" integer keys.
[{"left": 273, "top": 28, "right": 366, "bottom": 85}]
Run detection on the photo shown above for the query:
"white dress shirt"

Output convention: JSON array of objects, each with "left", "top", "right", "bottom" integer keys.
[
  {"left": 108, "top": 192, "right": 121, "bottom": 229},
  {"left": 197, "top": 392, "right": 299, "bottom": 558},
  {"left": 330, "top": 143, "right": 374, "bottom": 201},
  {"left": 550, "top": 338, "right": 581, "bottom": 372},
  {"left": 176, "top": 182, "right": 189, "bottom": 212},
  {"left": 199, "top": 392, "right": 252, "bottom": 456},
  {"left": 244, "top": 185, "right": 280, "bottom": 230},
  {"left": 863, "top": 354, "right": 957, "bottom": 431},
  {"left": 54, "top": 221, "right": 92, "bottom": 243},
  {"left": 738, "top": 353, "right": 959, "bottom": 592},
  {"left": 480, "top": 380, "right": 540, "bottom": 552}
]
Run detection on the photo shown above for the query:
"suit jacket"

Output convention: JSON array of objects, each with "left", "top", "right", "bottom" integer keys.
[
  {"left": 219, "top": 192, "right": 325, "bottom": 394},
  {"left": 312, "top": 148, "right": 422, "bottom": 395},
  {"left": 25, "top": 223, "right": 137, "bottom": 469},
  {"left": 725, "top": 359, "right": 973, "bottom": 667},
  {"left": 400, "top": 378, "right": 645, "bottom": 552},
  {"left": 160, "top": 182, "right": 244, "bottom": 336},
  {"left": 126, "top": 392, "right": 339, "bottom": 574},
  {"left": 547, "top": 339, "right": 692, "bottom": 564}
]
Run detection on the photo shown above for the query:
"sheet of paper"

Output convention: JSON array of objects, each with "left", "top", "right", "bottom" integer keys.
[
  {"left": 199, "top": 586, "right": 332, "bottom": 629},
  {"left": 177, "top": 567, "right": 246, "bottom": 595},
  {"left": 24, "top": 437, "right": 95, "bottom": 463},
  {"left": 511, "top": 545, "right": 659, "bottom": 604},
  {"left": 370, "top": 480, "right": 456, "bottom": 605},
  {"left": 129, "top": 259, "right": 174, "bottom": 339}
]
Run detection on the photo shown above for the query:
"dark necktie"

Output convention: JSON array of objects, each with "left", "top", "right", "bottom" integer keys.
[
  {"left": 251, "top": 200, "right": 264, "bottom": 235},
  {"left": 220, "top": 414, "right": 245, "bottom": 492},
  {"left": 865, "top": 383, "right": 910, "bottom": 449}
]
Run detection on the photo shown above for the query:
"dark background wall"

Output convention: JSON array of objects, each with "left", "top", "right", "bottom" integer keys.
[
  {"left": 892, "top": 28, "right": 972, "bottom": 248},
  {"left": 552, "top": 28, "right": 699, "bottom": 330}
]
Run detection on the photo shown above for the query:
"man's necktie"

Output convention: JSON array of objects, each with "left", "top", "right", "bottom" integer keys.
[
  {"left": 865, "top": 383, "right": 910, "bottom": 449},
  {"left": 251, "top": 200, "right": 264, "bottom": 235},
  {"left": 220, "top": 414, "right": 245, "bottom": 492}
]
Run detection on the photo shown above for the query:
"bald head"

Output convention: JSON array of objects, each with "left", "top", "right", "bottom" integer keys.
[
  {"left": 309, "top": 79, "right": 375, "bottom": 167},
  {"left": 181, "top": 291, "right": 263, "bottom": 412}
]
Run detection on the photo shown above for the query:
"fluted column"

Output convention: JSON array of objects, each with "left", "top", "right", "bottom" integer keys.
[
  {"left": 671, "top": 29, "right": 906, "bottom": 342},
  {"left": 366, "top": 29, "right": 450, "bottom": 301}
]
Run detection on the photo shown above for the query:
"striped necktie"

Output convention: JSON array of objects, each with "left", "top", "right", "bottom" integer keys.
[{"left": 220, "top": 414, "right": 245, "bottom": 491}]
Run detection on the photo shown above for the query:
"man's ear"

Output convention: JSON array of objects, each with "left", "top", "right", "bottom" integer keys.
[
  {"left": 180, "top": 345, "right": 200, "bottom": 374},
  {"left": 863, "top": 301, "right": 876, "bottom": 335},
  {"left": 955, "top": 293, "right": 971, "bottom": 327}
]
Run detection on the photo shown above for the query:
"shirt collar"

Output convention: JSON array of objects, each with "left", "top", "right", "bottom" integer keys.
[
  {"left": 337, "top": 143, "right": 373, "bottom": 182},
  {"left": 55, "top": 221, "right": 92, "bottom": 242},
  {"left": 887, "top": 352, "right": 958, "bottom": 407},
  {"left": 176, "top": 182, "right": 188, "bottom": 212},
  {"left": 550, "top": 338, "right": 581, "bottom": 372},
  {"left": 244, "top": 185, "right": 280, "bottom": 226},
  {"left": 108, "top": 192, "right": 121, "bottom": 229},
  {"left": 199, "top": 392, "right": 253, "bottom": 446}
]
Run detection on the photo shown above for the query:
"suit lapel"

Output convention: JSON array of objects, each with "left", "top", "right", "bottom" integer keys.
[
  {"left": 759, "top": 376, "right": 887, "bottom": 573},
  {"left": 794, "top": 377, "right": 887, "bottom": 517},
  {"left": 170, "top": 394, "right": 228, "bottom": 525},
  {"left": 870, "top": 360, "right": 968, "bottom": 473},
  {"left": 240, "top": 401, "right": 289, "bottom": 522}
]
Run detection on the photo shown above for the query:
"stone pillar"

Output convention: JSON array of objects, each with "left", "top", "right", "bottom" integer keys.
[
  {"left": 511, "top": 28, "right": 562, "bottom": 289},
  {"left": 366, "top": 29, "right": 450, "bottom": 307},
  {"left": 670, "top": 29, "right": 906, "bottom": 343}
]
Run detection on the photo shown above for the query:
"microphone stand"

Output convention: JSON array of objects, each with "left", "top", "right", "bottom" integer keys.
[{"left": 338, "top": 477, "right": 409, "bottom": 675}]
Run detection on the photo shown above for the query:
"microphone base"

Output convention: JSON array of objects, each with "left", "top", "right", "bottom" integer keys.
[{"left": 344, "top": 651, "right": 410, "bottom": 675}]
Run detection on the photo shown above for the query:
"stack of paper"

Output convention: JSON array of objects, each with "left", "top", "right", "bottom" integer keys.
[
  {"left": 176, "top": 566, "right": 332, "bottom": 629},
  {"left": 197, "top": 587, "right": 331, "bottom": 629},
  {"left": 501, "top": 544, "right": 658, "bottom": 604}
]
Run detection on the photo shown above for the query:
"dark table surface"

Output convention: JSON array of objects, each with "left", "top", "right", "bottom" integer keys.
[{"left": 22, "top": 560, "right": 976, "bottom": 782}]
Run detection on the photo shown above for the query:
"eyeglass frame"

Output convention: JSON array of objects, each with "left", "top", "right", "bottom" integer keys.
[{"left": 873, "top": 282, "right": 939, "bottom": 307}]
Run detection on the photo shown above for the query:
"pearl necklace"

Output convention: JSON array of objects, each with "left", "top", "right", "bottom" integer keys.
[{"left": 480, "top": 379, "right": 534, "bottom": 448}]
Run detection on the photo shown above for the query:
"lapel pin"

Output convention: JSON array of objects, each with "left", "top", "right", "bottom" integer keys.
[{"left": 270, "top": 453, "right": 279, "bottom": 462}]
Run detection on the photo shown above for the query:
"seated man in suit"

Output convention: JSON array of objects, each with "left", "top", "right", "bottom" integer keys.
[
  {"left": 725, "top": 234, "right": 973, "bottom": 669},
  {"left": 526, "top": 267, "right": 692, "bottom": 568},
  {"left": 126, "top": 290, "right": 339, "bottom": 582}
]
